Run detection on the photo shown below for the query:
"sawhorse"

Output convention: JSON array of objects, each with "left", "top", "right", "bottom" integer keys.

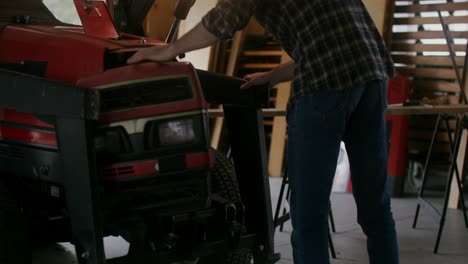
[{"left": 412, "top": 113, "right": 468, "bottom": 253}]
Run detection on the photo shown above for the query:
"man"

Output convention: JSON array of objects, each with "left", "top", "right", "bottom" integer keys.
[{"left": 128, "top": 0, "right": 400, "bottom": 263}]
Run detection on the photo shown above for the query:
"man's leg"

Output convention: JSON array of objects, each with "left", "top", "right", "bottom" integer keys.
[
  {"left": 343, "top": 80, "right": 399, "bottom": 264},
  {"left": 287, "top": 90, "right": 349, "bottom": 264}
]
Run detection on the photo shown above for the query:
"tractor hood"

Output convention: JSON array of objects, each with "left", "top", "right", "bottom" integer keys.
[
  {"left": 0, "top": 0, "right": 61, "bottom": 24},
  {"left": 0, "top": 0, "right": 157, "bottom": 35}
]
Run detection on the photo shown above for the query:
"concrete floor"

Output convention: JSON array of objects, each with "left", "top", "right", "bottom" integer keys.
[
  {"left": 32, "top": 178, "right": 468, "bottom": 264},
  {"left": 269, "top": 179, "right": 468, "bottom": 264}
]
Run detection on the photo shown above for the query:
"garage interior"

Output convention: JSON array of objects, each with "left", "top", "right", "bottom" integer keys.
[{"left": 1, "top": 0, "right": 468, "bottom": 263}]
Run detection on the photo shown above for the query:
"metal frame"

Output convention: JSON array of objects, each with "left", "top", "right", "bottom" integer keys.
[
  {"left": 198, "top": 70, "right": 278, "bottom": 263},
  {"left": 0, "top": 69, "right": 99, "bottom": 119},
  {"left": 412, "top": 114, "right": 468, "bottom": 254},
  {"left": 0, "top": 69, "right": 278, "bottom": 263},
  {"left": 412, "top": 11, "right": 468, "bottom": 254}
]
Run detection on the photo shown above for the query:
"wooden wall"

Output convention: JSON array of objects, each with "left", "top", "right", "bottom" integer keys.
[
  {"left": 363, "top": 0, "right": 387, "bottom": 34},
  {"left": 177, "top": 0, "right": 218, "bottom": 70},
  {"left": 143, "top": 0, "right": 217, "bottom": 70},
  {"left": 388, "top": 1, "right": 467, "bottom": 158},
  {"left": 386, "top": 0, "right": 468, "bottom": 205},
  {"left": 144, "top": 0, "right": 178, "bottom": 41}
]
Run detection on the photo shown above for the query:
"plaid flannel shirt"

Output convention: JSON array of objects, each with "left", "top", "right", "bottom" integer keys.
[{"left": 202, "top": 0, "right": 395, "bottom": 105}]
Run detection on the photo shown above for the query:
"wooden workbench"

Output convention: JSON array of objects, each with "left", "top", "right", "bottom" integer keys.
[
  {"left": 208, "top": 104, "right": 468, "bottom": 118},
  {"left": 208, "top": 103, "right": 468, "bottom": 207}
]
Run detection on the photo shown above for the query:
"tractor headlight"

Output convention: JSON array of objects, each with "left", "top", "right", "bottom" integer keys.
[
  {"left": 158, "top": 119, "right": 196, "bottom": 146},
  {"left": 144, "top": 115, "right": 208, "bottom": 150},
  {"left": 94, "top": 127, "right": 131, "bottom": 154}
]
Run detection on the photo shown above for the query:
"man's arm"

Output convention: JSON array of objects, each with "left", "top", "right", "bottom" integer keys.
[
  {"left": 127, "top": 0, "right": 256, "bottom": 64},
  {"left": 127, "top": 23, "right": 218, "bottom": 64},
  {"left": 241, "top": 61, "right": 295, "bottom": 89}
]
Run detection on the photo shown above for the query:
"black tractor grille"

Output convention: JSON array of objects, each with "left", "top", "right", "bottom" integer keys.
[
  {"left": 100, "top": 77, "right": 193, "bottom": 112},
  {"left": 101, "top": 173, "right": 210, "bottom": 212},
  {"left": 101, "top": 165, "right": 135, "bottom": 179},
  {"left": 0, "top": 143, "right": 24, "bottom": 159}
]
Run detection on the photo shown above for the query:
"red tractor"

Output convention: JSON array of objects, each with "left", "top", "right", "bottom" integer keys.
[{"left": 0, "top": 1, "right": 278, "bottom": 263}]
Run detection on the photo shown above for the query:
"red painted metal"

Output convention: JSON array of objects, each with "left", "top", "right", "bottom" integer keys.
[
  {"left": 0, "top": 23, "right": 207, "bottom": 128},
  {"left": 185, "top": 149, "right": 216, "bottom": 169},
  {"left": 0, "top": 25, "right": 105, "bottom": 84},
  {"left": 2, "top": 109, "right": 55, "bottom": 129},
  {"left": 0, "top": 125, "right": 57, "bottom": 147},
  {"left": 98, "top": 150, "right": 215, "bottom": 180},
  {"left": 100, "top": 159, "right": 159, "bottom": 180},
  {"left": 74, "top": 0, "right": 119, "bottom": 39},
  {"left": 386, "top": 74, "right": 410, "bottom": 183},
  {"left": 0, "top": 6, "right": 211, "bottom": 183},
  {"left": 0, "top": 26, "right": 158, "bottom": 84},
  {"left": 77, "top": 62, "right": 208, "bottom": 122}
]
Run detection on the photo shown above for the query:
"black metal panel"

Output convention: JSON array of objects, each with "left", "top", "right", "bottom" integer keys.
[
  {"left": 223, "top": 106, "right": 276, "bottom": 263},
  {"left": 0, "top": 69, "right": 100, "bottom": 120},
  {"left": 55, "top": 117, "right": 105, "bottom": 264},
  {"left": 196, "top": 70, "right": 270, "bottom": 108},
  {"left": 100, "top": 77, "right": 192, "bottom": 112},
  {"left": 115, "top": 0, "right": 155, "bottom": 35},
  {"left": 101, "top": 171, "right": 210, "bottom": 213},
  {"left": 0, "top": 141, "right": 62, "bottom": 183},
  {"left": 0, "top": 22, "right": 9, "bottom": 30},
  {"left": 0, "top": 61, "right": 48, "bottom": 77}
]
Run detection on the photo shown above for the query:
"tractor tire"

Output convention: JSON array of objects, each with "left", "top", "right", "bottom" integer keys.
[
  {"left": 0, "top": 181, "right": 30, "bottom": 264},
  {"left": 207, "top": 153, "right": 252, "bottom": 264},
  {"left": 210, "top": 153, "right": 241, "bottom": 202}
]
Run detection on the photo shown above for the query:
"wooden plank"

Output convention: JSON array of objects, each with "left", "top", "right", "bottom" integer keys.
[
  {"left": 210, "top": 31, "right": 245, "bottom": 149},
  {"left": 412, "top": 80, "right": 461, "bottom": 93},
  {"left": 384, "top": 0, "right": 396, "bottom": 46},
  {"left": 238, "top": 63, "right": 280, "bottom": 70},
  {"left": 242, "top": 50, "right": 284, "bottom": 57},
  {"left": 362, "top": 0, "right": 387, "bottom": 34},
  {"left": 411, "top": 94, "right": 460, "bottom": 105},
  {"left": 144, "top": 0, "right": 178, "bottom": 41},
  {"left": 395, "top": 2, "right": 468, "bottom": 13},
  {"left": 450, "top": 44, "right": 468, "bottom": 209},
  {"left": 394, "top": 15, "right": 468, "bottom": 26},
  {"left": 408, "top": 130, "right": 455, "bottom": 142},
  {"left": 408, "top": 140, "right": 452, "bottom": 153},
  {"left": 391, "top": 43, "right": 466, "bottom": 52},
  {"left": 268, "top": 52, "right": 292, "bottom": 178},
  {"left": 208, "top": 41, "right": 223, "bottom": 73},
  {"left": 268, "top": 82, "right": 290, "bottom": 177},
  {"left": 226, "top": 31, "right": 245, "bottom": 76},
  {"left": 208, "top": 108, "right": 288, "bottom": 118},
  {"left": 392, "top": 55, "right": 465, "bottom": 67},
  {"left": 387, "top": 104, "right": 468, "bottom": 115},
  {"left": 209, "top": 104, "right": 468, "bottom": 118},
  {"left": 451, "top": 128, "right": 468, "bottom": 208},
  {"left": 393, "top": 31, "right": 468, "bottom": 40},
  {"left": 106, "top": 0, "right": 114, "bottom": 18},
  {"left": 210, "top": 113, "right": 225, "bottom": 150},
  {"left": 397, "top": 67, "right": 461, "bottom": 80},
  {"left": 409, "top": 116, "right": 457, "bottom": 130}
]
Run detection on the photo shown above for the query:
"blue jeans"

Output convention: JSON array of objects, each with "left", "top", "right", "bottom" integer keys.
[{"left": 287, "top": 80, "right": 399, "bottom": 264}]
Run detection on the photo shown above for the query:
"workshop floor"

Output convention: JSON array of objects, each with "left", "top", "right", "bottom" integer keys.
[{"left": 33, "top": 178, "right": 468, "bottom": 264}]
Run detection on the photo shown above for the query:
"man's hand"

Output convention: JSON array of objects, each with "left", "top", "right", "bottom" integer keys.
[
  {"left": 241, "top": 72, "right": 272, "bottom": 89},
  {"left": 241, "top": 61, "right": 294, "bottom": 89},
  {"left": 127, "top": 44, "right": 176, "bottom": 64}
]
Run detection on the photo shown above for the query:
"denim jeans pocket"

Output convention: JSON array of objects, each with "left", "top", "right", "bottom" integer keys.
[{"left": 296, "top": 90, "right": 350, "bottom": 119}]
